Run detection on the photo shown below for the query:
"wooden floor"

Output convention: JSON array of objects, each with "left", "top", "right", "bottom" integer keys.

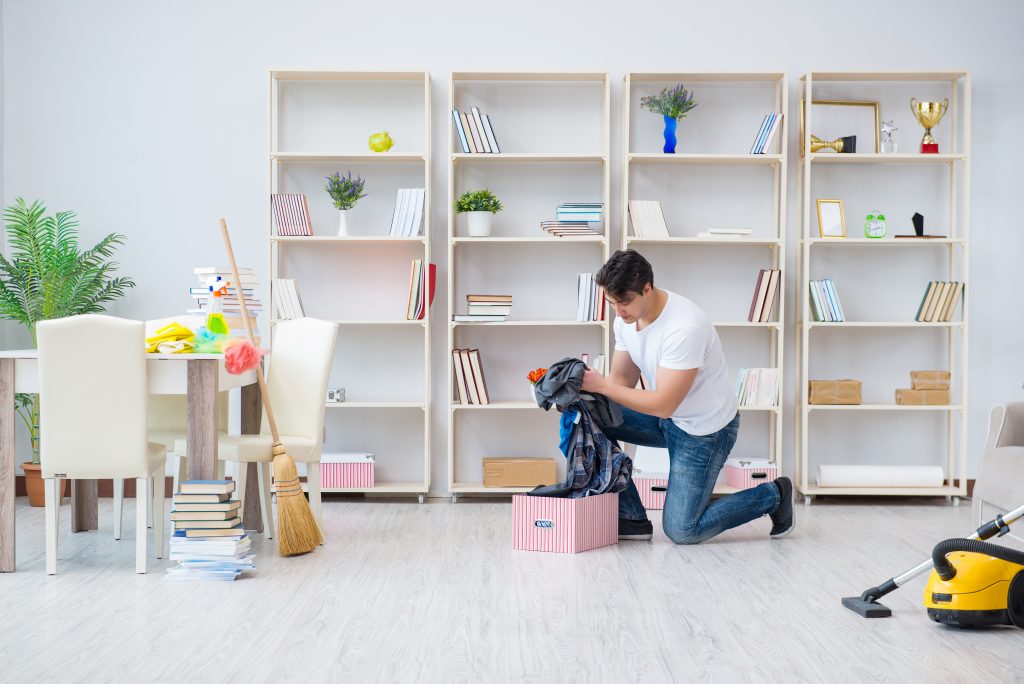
[{"left": 1, "top": 496, "right": 1023, "bottom": 682}]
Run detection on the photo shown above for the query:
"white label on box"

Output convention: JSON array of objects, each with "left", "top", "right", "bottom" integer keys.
[{"left": 321, "top": 452, "right": 375, "bottom": 463}]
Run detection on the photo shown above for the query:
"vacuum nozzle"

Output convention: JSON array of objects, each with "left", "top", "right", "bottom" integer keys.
[{"left": 842, "top": 579, "right": 898, "bottom": 618}]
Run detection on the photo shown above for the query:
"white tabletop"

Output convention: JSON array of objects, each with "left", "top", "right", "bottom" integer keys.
[{"left": 0, "top": 350, "right": 231, "bottom": 360}]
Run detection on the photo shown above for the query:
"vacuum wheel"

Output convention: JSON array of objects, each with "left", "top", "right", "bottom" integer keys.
[{"left": 1009, "top": 570, "right": 1024, "bottom": 628}]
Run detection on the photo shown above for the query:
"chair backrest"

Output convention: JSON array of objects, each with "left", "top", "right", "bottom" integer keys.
[
  {"left": 263, "top": 318, "right": 338, "bottom": 442},
  {"left": 37, "top": 315, "right": 149, "bottom": 479}
]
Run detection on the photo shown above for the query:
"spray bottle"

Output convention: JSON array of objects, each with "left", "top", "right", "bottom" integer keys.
[{"left": 206, "top": 277, "right": 230, "bottom": 336}]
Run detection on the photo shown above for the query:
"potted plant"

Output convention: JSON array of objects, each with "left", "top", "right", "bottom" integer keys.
[
  {"left": 0, "top": 198, "right": 136, "bottom": 506},
  {"left": 641, "top": 83, "right": 698, "bottom": 154},
  {"left": 325, "top": 171, "right": 368, "bottom": 236},
  {"left": 454, "top": 189, "right": 503, "bottom": 237}
]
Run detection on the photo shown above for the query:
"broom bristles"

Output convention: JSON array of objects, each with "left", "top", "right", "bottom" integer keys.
[{"left": 271, "top": 444, "right": 323, "bottom": 556}]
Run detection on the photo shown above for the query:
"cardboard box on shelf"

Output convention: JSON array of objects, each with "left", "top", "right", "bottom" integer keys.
[
  {"left": 809, "top": 379, "right": 862, "bottom": 405},
  {"left": 895, "top": 388, "right": 951, "bottom": 406},
  {"left": 483, "top": 458, "right": 557, "bottom": 488},
  {"left": 910, "top": 370, "right": 951, "bottom": 390}
]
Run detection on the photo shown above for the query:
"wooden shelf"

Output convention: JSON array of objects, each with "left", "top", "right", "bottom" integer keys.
[
  {"left": 806, "top": 404, "right": 963, "bottom": 412},
  {"left": 808, "top": 153, "right": 965, "bottom": 164},
  {"left": 806, "top": 71, "right": 968, "bottom": 82},
  {"left": 629, "top": 153, "right": 783, "bottom": 165},
  {"left": 452, "top": 153, "right": 604, "bottom": 164},
  {"left": 272, "top": 70, "right": 427, "bottom": 82},
  {"left": 271, "top": 236, "right": 426, "bottom": 243},
  {"left": 451, "top": 320, "right": 606, "bottom": 327},
  {"left": 450, "top": 482, "right": 536, "bottom": 494},
  {"left": 807, "top": 321, "right": 964, "bottom": 328},
  {"left": 805, "top": 238, "right": 964, "bottom": 246},
  {"left": 629, "top": 72, "right": 784, "bottom": 83},
  {"left": 325, "top": 402, "right": 424, "bottom": 409},
  {"left": 452, "top": 236, "right": 605, "bottom": 245},
  {"left": 798, "top": 485, "right": 963, "bottom": 497},
  {"left": 452, "top": 72, "right": 607, "bottom": 82},
  {"left": 626, "top": 237, "right": 781, "bottom": 246},
  {"left": 739, "top": 405, "right": 781, "bottom": 413},
  {"left": 713, "top": 321, "right": 781, "bottom": 328},
  {"left": 271, "top": 319, "right": 426, "bottom": 326},
  {"left": 452, "top": 401, "right": 537, "bottom": 411},
  {"left": 271, "top": 153, "right": 426, "bottom": 163}
]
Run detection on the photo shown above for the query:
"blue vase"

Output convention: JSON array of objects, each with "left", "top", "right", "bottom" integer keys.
[{"left": 662, "top": 115, "right": 678, "bottom": 154}]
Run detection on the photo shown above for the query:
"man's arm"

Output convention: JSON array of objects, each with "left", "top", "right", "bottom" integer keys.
[
  {"left": 583, "top": 363, "right": 697, "bottom": 419},
  {"left": 606, "top": 350, "right": 641, "bottom": 390}
]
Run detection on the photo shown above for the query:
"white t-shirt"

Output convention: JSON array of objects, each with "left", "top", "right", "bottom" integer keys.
[{"left": 613, "top": 290, "right": 738, "bottom": 436}]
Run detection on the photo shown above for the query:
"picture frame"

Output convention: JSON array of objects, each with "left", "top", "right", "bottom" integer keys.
[
  {"left": 800, "top": 99, "right": 880, "bottom": 155},
  {"left": 816, "top": 199, "right": 846, "bottom": 238}
]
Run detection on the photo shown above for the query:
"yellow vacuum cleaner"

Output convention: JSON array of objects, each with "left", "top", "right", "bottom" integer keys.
[{"left": 843, "top": 502, "right": 1024, "bottom": 627}]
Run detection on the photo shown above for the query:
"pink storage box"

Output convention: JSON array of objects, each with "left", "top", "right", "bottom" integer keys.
[
  {"left": 320, "top": 452, "right": 374, "bottom": 488},
  {"left": 635, "top": 476, "right": 668, "bottom": 510},
  {"left": 512, "top": 492, "right": 618, "bottom": 554},
  {"left": 724, "top": 458, "right": 777, "bottom": 490}
]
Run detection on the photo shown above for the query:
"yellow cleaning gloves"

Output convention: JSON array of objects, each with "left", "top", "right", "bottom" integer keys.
[{"left": 145, "top": 322, "right": 196, "bottom": 354}]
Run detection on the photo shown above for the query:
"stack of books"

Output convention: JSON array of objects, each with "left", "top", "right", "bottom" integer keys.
[
  {"left": 452, "top": 348, "right": 490, "bottom": 405},
  {"left": 697, "top": 228, "right": 753, "bottom": 240},
  {"left": 736, "top": 368, "right": 780, "bottom": 407},
  {"left": 167, "top": 480, "right": 253, "bottom": 582},
  {"left": 627, "top": 200, "right": 670, "bottom": 238},
  {"left": 389, "top": 188, "right": 426, "bottom": 237},
  {"left": 750, "top": 112, "right": 783, "bottom": 154},
  {"left": 452, "top": 107, "right": 501, "bottom": 154},
  {"left": 271, "top": 193, "right": 313, "bottom": 236},
  {"left": 540, "top": 202, "right": 604, "bottom": 237},
  {"left": 915, "top": 281, "right": 964, "bottom": 322},
  {"left": 272, "top": 278, "right": 305, "bottom": 320},
  {"left": 540, "top": 221, "right": 602, "bottom": 237},
  {"left": 809, "top": 279, "right": 846, "bottom": 322},
  {"left": 405, "top": 260, "right": 437, "bottom": 320},
  {"left": 577, "top": 274, "right": 606, "bottom": 322},
  {"left": 454, "top": 294, "right": 512, "bottom": 322},
  {"left": 190, "top": 266, "right": 263, "bottom": 341},
  {"left": 747, "top": 269, "right": 781, "bottom": 322}
]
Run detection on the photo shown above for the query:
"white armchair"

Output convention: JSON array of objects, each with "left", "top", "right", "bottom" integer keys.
[
  {"left": 973, "top": 402, "right": 1024, "bottom": 546},
  {"left": 38, "top": 315, "right": 168, "bottom": 574}
]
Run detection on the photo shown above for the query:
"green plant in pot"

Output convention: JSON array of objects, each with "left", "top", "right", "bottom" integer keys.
[
  {"left": 454, "top": 189, "right": 503, "bottom": 237},
  {"left": 0, "top": 198, "right": 136, "bottom": 505}
]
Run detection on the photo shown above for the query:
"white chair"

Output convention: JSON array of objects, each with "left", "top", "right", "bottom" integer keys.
[
  {"left": 38, "top": 315, "right": 167, "bottom": 574},
  {"left": 175, "top": 317, "right": 338, "bottom": 537},
  {"left": 973, "top": 402, "right": 1024, "bottom": 548}
]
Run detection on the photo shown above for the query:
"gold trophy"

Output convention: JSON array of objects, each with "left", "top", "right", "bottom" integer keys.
[
  {"left": 910, "top": 97, "right": 948, "bottom": 154},
  {"left": 810, "top": 134, "right": 856, "bottom": 153}
]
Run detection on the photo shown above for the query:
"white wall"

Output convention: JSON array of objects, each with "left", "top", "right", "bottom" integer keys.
[{"left": 3, "top": 0, "right": 1023, "bottom": 493}]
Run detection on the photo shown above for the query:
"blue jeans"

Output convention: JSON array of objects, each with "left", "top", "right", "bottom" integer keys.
[{"left": 604, "top": 408, "right": 780, "bottom": 544}]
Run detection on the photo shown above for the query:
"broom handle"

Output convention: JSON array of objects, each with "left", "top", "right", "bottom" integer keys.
[{"left": 219, "top": 218, "right": 282, "bottom": 443}]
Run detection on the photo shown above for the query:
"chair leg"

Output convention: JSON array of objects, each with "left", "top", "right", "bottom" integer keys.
[
  {"left": 45, "top": 478, "right": 60, "bottom": 575},
  {"left": 306, "top": 462, "right": 324, "bottom": 541},
  {"left": 234, "top": 462, "right": 248, "bottom": 528},
  {"left": 216, "top": 459, "right": 225, "bottom": 481},
  {"left": 172, "top": 453, "right": 187, "bottom": 496},
  {"left": 136, "top": 477, "right": 148, "bottom": 574},
  {"left": 113, "top": 478, "right": 124, "bottom": 540},
  {"left": 257, "top": 462, "right": 274, "bottom": 540},
  {"left": 153, "top": 469, "right": 165, "bottom": 559}
]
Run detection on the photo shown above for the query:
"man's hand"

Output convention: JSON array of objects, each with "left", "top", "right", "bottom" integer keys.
[{"left": 581, "top": 367, "right": 607, "bottom": 394}]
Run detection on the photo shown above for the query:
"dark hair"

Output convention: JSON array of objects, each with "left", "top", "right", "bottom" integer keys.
[{"left": 595, "top": 249, "right": 654, "bottom": 300}]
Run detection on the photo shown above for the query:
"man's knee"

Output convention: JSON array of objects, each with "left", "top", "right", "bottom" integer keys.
[{"left": 663, "top": 519, "right": 702, "bottom": 545}]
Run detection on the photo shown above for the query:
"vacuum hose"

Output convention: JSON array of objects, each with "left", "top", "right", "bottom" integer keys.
[{"left": 932, "top": 538, "right": 1024, "bottom": 581}]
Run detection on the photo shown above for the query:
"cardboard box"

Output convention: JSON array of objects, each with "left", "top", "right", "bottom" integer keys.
[
  {"left": 895, "top": 388, "right": 950, "bottom": 405},
  {"left": 910, "top": 370, "right": 950, "bottom": 390},
  {"left": 724, "top": 458, "right": 777, "bottom": 490},
  {"left": 512, "top": 492, "right": 618, "bottom": 554},
  {"left": 320, "top": 452, "right": 374, "bottom": 488},
  {"left": 635, "top": 476, "right": 668, "bottom": 510},
  {"left": 483, "top": 458, "right": 557, "bottom": 488},
  {"left": 809, "top": 379, "right": 862, "bottom": 405}
]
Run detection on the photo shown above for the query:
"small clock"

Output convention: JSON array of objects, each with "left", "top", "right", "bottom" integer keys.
[{"left": 864, "top": 211, "right": 887, "bottom": 239}]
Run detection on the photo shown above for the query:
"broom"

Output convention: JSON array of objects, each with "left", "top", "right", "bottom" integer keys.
[{"left": 219, "top": 218, "right": 323, "bottom": 555}]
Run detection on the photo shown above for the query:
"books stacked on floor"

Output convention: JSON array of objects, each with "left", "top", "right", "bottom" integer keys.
[
  {"left": 272, "top": 278, "right": 305, "bottom": 319},
  {"left": 627, "top": 200, "right": 670, "bottom": 238},
  {"left": 454, "top": 294, "right": 512, "bottom": 322},
  {"left": 697, "top": 228, "right": 753, "bottom": 240},
  {"left": 406, "top": 260, "right": 437, "bottom": 320},
  {"left": 577, "top": 273, "right": 606, "bottom": 322},
  {"left": 452, "top": 107, "right": 501, "bottom": 154},
  {"left": 809, "top": 279, "right": 845, "bottom": 322},
  {"left": 271, "top": 193, "right": 313, "bottom": 236},
  {"left": 389, "top": 188, "right": 426, "bottom": 237},
  {"left": 747, "top": 269, "right": 781, "bottom": 322},
  {"left": 452, "top": 348, "right": 490, "bottom": 405},
  {"left": 168, "top": 480, "right": 253, "bottom": 582},
  {"left": 915, "top": 281, "right": 964, "bottom": 322},
  {"left": 190, "top": 266, "right": 262, "bottom": 342},
  {"left": 736, "top": 368, "right": 780, "bottom": 407},
  {"left": 750, "top": 112, "right": 783, "bottom": 154}
]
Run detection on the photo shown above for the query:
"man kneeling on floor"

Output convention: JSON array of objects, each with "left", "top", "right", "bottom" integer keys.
[{"left": 582, "top": 249, "right": 794, "bottom": 543}]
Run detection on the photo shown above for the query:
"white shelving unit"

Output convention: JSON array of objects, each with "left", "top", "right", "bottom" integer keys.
[
  {"left": 796, "top": 71, "right": 970, "bottom": 503},
  {"left": 623, "top": 72, "right": 788, "bottom": 492},
  {"left": 447, "top": 72, "right": 611, "bottom": 500},
  {"left": 268, "top": 70, "right": 432, "bottom": 501}
]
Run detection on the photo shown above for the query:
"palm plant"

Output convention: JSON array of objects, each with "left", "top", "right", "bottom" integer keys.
[{"left": 0, "top": 198, "right": 136, "bottom": 463}]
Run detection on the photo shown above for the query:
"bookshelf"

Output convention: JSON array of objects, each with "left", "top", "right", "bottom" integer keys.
[
  {"left": 623, "top": 72, "right": 788, "bottom": 492},
  {"left": 268, "top": 70, "right": 432, "bottom": 502},
  {"left": 796, "top": 71, "right": 970, "bottom": 503},
  {"left": 447, "top": 72, "right": 611, "bottom": 500}
]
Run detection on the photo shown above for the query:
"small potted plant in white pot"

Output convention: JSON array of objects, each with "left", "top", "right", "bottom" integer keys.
[
  {"left": 455, "top": 189, "right": 503, "bottom": 237},
  {"left": 324, "top": 171, "right": 367, "bottom": 236}
]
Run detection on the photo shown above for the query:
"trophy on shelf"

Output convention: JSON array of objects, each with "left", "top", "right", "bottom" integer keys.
[
  {"left": 910, "top": 98, "right": 948, "bottom": 153},
  {"left": 880, "top": 120, "right": 898, "bottom": 154},
  {"left": 810, "top": 134, "right": 857, "bottom": 154}
]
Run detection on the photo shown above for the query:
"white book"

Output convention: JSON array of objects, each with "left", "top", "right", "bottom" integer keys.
[
  {"left": 286, "top": 279, "right": 305, "bottom": 318},
  {"left": 408, "top": 188, "right": 425, "bottom": 237},
  {"left": 577, "top": 274, "right": 587, "bottom": 321},
  {"left": 389, "top": 189, "right": 404, "bottom": 237},
  {"left": 754, "top": 112, "right": 776, "bottom": 154},
  {"left": 697, "top": 232, "right": 742, "bottom": 239},
  {"left": 452, "top": 110, "right": 470, "bottom": 153},
  {"left": 762, "top": 113, "right": 783, "bottom": 154},
  {"left": 470, "top": 107, "right": 491, "bottom": 153},
  {"left": 628, "top": 201, "right": 646, "bottom": 237},
  {"left": 646, "top": 200, "right": 670, "bottom": 237},
  {"left": 481, "top": 114, "right": 500, "bottom": 154},
  {"left": 395, "top": 189, "right": 411, "bottom": 238},
  {"left": 749, "top": 114, "right": 772, "bottom": 154},
  {"left": 708, "top": 228, "right": 753, "bottom": 235}
]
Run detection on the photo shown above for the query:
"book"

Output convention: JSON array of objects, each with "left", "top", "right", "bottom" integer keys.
[
  {"left": 416, "top": 262, "right": 437, "bottom": 320},
  {"left": 467, "top": 294, "right": 512, "bottom": 303},
  {"left": 467, "top": 304, "right": 512, "bottom": 316},
  {"left": 453, "top": 314, "right": 507, "bottom": 322},
  {"left": 750, "top": 270, "right": 771, "bottom": 322},
  {"left": 270, "top": 194, "right": 313, "bottom": 236},
  {"left": 468, "top": 349, "right": 490, "bottom": 404},
  {"left": 460, "top": 111, "right": 479, "bottom": 153},
  {"left": 408, "top": 188, "right": 426, "bottom": 237},
  {"left": 916, "top": 281, "right": 939, "bottom": 322},
  {"left": 170, "top": 509, "right": 240, "bottom": 521},
  {"left": 172, "top": 492, "right": 230, "bottom": 504},
  {"left": 172, "top": 516, "right": 242, "bottom": 530},
  {"left": 470, "top": 107, "right": 491, "bottom": 153},
  {"left": 928, "top": 281, "right": 953, "bottom": 322},
  {"left": 452, "top": 349, "right": 468, "bottom": 404},
  {"left": 941, "top": 282, "right": 964, "bottom": 321},
  {"left": 736, "top": 368, "right": 780, "bottom": 406},
  {"left": 465, "top": 109, "right": 485, "bottom": 152},
  {"left": 481, "top": 114, "right": 500, "bottom": 154},
  {"left": 172, "top": 500, "right": 242, "bottom": 513},
  {"left": 761, "top": 270, "right": 781, "bottom": 322},
  {"left": 459, "top": 349, "right": 481, "bottom": 404},
  {"left": 761, "top": 113, "right": 783, "bottom": 154},
  {"left": 824, "top": 279, "right": 845, "bottom": 321},
  {"left": 183, "top": 525, "right": 247, "bottom": 538},
  {"left": 749, "top": 114, "right": 773, "bottom": 155},
  {"left": 452, "top": 109, "right": 470, "bottom": 153},
  {"left": 178, "top": 480, "right": 235, "bottom": 495},
  {"left": 406, "top": 259, "right": 423, "bottom": 320},
  {"left": 628, "top": 200, "right": 670, "bottom": 237}
]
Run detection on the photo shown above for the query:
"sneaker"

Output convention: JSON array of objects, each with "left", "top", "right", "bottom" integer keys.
[
  {"left": 619, "top": 517, "right": 654, "bottom": 541},
  {"left": 769, "top": 477, "right": 795, "bottom": 539}
]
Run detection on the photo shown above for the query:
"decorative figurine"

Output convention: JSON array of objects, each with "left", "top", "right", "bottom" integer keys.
[
  {"left": 864, "top": 211, "right": 887, "bottom": 239},
  {"left": 880, "top": 120, "right": 898, "bottom": 154},
  {"left": 368, "top": 130, "right": 395, "bottom": 153}
]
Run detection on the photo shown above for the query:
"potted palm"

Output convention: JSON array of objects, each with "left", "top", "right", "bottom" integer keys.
[
  {"left": 0, "top": 198, "right": 136, "bottom": 505},
  {"left": 455, "top": 189, "right": 503, "bottom": 237}
]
